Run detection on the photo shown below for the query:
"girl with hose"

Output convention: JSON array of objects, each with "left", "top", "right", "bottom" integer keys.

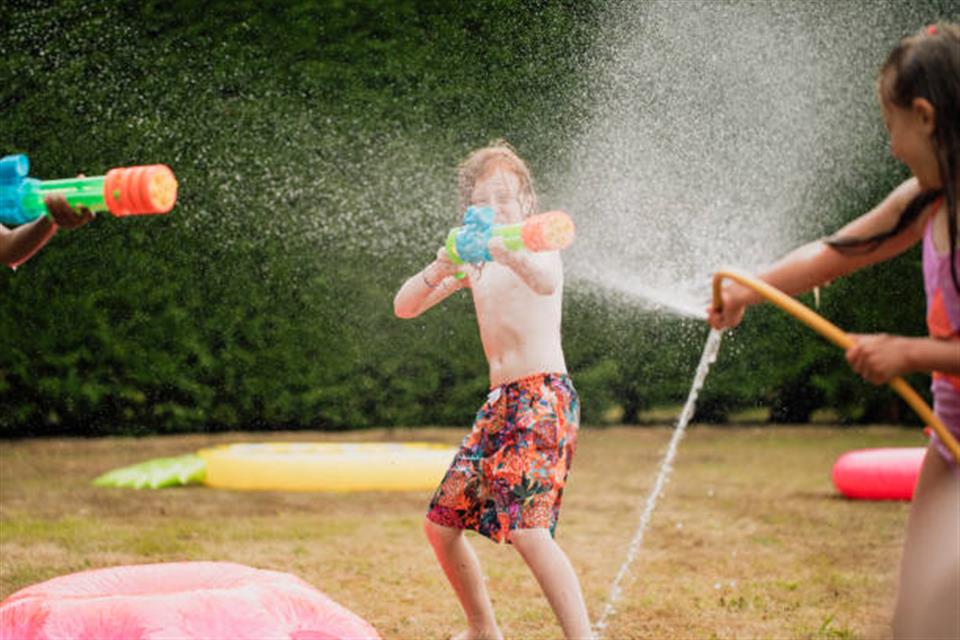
[{"left": 708, "top": 24, "right": 959, "bottom": 639}]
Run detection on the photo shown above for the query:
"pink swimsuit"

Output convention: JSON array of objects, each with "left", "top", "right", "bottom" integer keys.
[{"left": 923, "top": 199, "right": 960, "bottom": 465}]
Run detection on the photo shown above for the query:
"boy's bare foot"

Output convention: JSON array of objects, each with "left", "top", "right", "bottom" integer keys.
[{"left": 449, "top": 627, "right": 503, "bottom": 640}]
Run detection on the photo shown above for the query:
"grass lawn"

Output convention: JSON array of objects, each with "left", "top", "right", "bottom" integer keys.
[{"left": 0, "top": 425, "right": 926, "bottom": 638}]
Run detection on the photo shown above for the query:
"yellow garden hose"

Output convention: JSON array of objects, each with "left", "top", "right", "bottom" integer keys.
[{"left": 712, "top": 268, "right": 960, "bottom": 462}]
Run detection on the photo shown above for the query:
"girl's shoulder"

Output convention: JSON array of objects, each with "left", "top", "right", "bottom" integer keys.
[
  {"left": 889, "top": 177, "right": 923, "bottom": 210},
  {"left": 880, "top": 177, "right": 932, "bottom": 235},
  {"left": 852, "top": 177, "right": 918, "bottom": 229}
]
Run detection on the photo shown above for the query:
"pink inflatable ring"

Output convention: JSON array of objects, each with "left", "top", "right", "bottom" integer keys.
[
  {"left": 0, "top": 561, "right": 379, "bottom": 639},
  {"left": 831, "top": 447, "right": 926, "bottom": 501}
]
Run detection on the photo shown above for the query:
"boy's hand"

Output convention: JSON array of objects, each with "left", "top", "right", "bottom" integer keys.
[
  {"left": 487, "top": 236, "right": 520, "bottom": 266},
  {"left": 44, "top": 194, "right": 94, "bottom": 229},
  {"left": 845, "top": 334, "right": 909, "bottom": 384},
  {"left": 487, "top": 236, "right": 507, "bottom": 260},
  {"left": 427, "top": 246, "right": 459, "bottom": 279}
]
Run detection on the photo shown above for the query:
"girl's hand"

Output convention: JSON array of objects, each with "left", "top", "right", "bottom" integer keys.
[
  {"left": 44, "top": 194, "right": 94, "bottom": 229},
  {"left": 707, "top": 283, "right": 748, "bottom": 330},
  {"left": 845, "top": 334, "right": 909, "bottom": 384}
]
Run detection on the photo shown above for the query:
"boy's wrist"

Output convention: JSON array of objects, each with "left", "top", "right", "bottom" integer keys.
[
  {"left": 494, "top": 246, "right": 523, "bottom": 270},
  {"left": 422, "top": 265, "right": 440, "bottom": 289},
  {"left": 505, "top": 248, "right": 525, "bottom": 265},
  {"left": 423, "top": 262, "right": 449, "bottom": 288}
]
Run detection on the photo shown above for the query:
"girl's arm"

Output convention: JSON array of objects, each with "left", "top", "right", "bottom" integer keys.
[
  {"left": 394, "top": 247, "right": 469, "bottom": 319},
  {"left": 487, "top": 237, "right": 562, "bottom": 295},
  {"left": 846, "top": 335, "right": 960, "bottom": 384},
  {"left": 710, "top": 178, "right": 928, "bottom": 328}
]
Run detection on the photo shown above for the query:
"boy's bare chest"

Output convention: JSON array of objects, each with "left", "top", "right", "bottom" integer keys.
[
  {"left": 469, "top": 265, "right": 530, "bottom": 306},
  {"left": 468, "top": 264, "right": 561, "bottom": 338}
]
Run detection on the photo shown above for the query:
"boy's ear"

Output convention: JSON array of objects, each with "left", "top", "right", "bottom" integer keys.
[
  {"left": 911, "top": 97, "right": 936, "bottom": 135},
  {"left": 519, "top": 190, "right": 536, "bottom": 217}
]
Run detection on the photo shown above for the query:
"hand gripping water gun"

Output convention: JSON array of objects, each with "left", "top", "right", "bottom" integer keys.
[
  {"left": 444, "top": 206, "right": 575, "bottom": 266},
  {"left": 0, "top": 154, "right": 178, "bottom": 226}
]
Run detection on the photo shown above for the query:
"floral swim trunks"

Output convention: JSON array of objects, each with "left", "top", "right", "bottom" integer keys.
[{"left": 426, "top": 372, "right": 580, "bottom": 544}]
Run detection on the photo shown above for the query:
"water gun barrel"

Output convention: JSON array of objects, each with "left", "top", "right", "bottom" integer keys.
[
  {"left": 446, "top": 208, "right": 575, "bottom": 265},
  {"left": 0, "top": 154, "right": 178, "bottom": 225},
  {"left": 518, "top": 210, "right": 575, "bottom": 252}
]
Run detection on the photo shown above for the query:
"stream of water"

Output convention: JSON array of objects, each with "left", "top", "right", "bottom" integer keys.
[{"left": 593, "top": 328, "right": 724, "bottom": 636}]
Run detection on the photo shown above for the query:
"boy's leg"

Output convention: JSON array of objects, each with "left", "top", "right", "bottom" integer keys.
[
  {"left": 892, "top": 444, "right": 960, "bottom": 639},
  {"left": 424, "top": 518, "right": 503, "bottom": 640},
  {"left": 510, "top": 528, "right": 594, "bottom": 640}
]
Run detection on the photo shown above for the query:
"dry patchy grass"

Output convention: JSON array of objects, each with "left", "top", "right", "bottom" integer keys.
[{"left": 0, "top": 425, "right": 924, "bottom": 638}]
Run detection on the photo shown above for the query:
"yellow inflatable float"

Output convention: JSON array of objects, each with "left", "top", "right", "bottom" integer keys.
[
  {"left": 199, "top": 442, "right": 455, "bottom": 492},
  {"left": 94, "top": 442, "right": 457, "bottom": 492}
]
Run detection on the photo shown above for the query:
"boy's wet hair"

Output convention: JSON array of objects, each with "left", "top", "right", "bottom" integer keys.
[
  {"left": 829, "top": 23, "right": 960, "bottom": 292},
  {"left": 457, "top": 140, "right": 538, "bottom": 217}
]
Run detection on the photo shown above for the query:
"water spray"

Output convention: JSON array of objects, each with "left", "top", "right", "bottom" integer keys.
[
  {"left": 593, "top": 327, "right": 723, "bottom": 638},
  {"left": 595, "top": 269, "right": 959, "bottom": 637}
]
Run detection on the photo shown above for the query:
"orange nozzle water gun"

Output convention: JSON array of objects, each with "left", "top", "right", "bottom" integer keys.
[
  {"left": 0, "top": 154, "right": 178, "bottom": 226},
  {"left": 444, "top": 206, "right": 575, "bottom": 265}
]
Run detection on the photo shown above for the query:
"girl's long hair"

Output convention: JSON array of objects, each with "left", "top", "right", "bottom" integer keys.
[{"left": 827, "top": 23, "right": 960, "bottom": 293}]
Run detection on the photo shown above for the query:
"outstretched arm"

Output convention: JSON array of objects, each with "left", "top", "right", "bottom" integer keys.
[
  {"left": 0, "top": 195, "right": 94, "bottom": 267},
  {"left": 394, "top": 247, "right": 469, "bottom": 319},
  {"left": 0, "top": 217, "right": 57, "bottom": 267},
  {"left": 710, "top": 178, "right": 928, "bottom": 329}
]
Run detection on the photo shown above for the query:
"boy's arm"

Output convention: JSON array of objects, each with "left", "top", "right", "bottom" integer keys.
[
  {"left": 394, "top": 248, "right": 469, "bottom": 319},
  {"left": 710, "top": 178, "right": 927, "bottom": 328},
  {"left": 488, "top": 237, "right": 562, "bottom": 295}
]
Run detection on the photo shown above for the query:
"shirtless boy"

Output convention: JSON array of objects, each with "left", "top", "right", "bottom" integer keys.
[{"left": 394, "top": 142, "right": 592, "bottom": 639}]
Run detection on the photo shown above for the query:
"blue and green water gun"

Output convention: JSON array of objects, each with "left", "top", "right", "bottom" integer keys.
[
  {"left": 445, "top": 205, "right": 576, "bottom": 267},
  {"left": 0, "top": 154, "right": 178, "bottom": 226}
]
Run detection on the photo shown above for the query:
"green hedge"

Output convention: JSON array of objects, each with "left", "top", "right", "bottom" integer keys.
[{"left": 0, "top": 1, "right": 935, "bottom": 436}]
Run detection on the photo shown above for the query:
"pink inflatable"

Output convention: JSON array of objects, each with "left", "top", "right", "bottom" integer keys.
[
  {"left": 0, "top": 562, "right": 379, "bottom": 639},
  {"left": 831, "top": 447, "right": 926, "bottom": 501}
]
